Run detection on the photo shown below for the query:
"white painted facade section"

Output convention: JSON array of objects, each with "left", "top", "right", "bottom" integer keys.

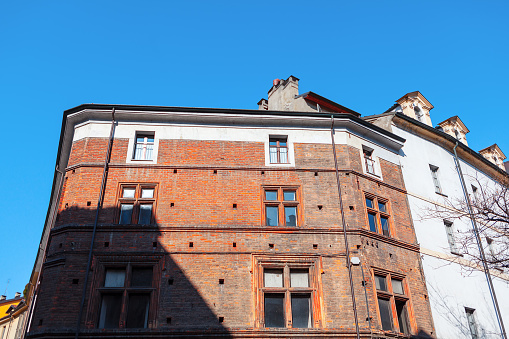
[
  {"left": 73, "top": 120, "right": 401, "bottom": 169},
  {"left": 392, "top": 125, "right": 509, "bottom": 339}
]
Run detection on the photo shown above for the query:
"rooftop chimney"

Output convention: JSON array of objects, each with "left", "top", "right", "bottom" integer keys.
[
  {"left": 15, "top": 292, "right": 21, "bottom": 298},
  {"left": 0, "top": 295, "right": 6, "bottom": 301}
]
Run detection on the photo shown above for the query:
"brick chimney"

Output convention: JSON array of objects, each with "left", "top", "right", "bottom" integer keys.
[{"left": 0, "top": 295, "right": 6, "bottom": 301}]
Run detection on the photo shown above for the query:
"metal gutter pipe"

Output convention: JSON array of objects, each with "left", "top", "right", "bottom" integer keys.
[
  {"left": 74, "top": 108, "right": 116, "bottom": 339},
  {"left": 453, "top": 141, "right": 507, "bottom": 339},
  {"left": 331, "top": 115, "right": 361, "bottom": 339}
]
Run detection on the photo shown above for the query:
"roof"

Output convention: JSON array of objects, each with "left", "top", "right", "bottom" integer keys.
[
  {"left": 437, "top": 115, "right": 470, "bottom": 133},
  {"left": 0, "top": 298, "right": 22, "bottom": 318},
  {"left": 396, "top": 91, "right": 434, "bottom": 109},
  {"left": 479, "top": 144, "right": 506, "bottom": 159},
  {"left": 296, "top": 91, "right": 361, "bottom": 116},
  {"left": 365, "top": 111, "right": 509, "bottom": 179}
]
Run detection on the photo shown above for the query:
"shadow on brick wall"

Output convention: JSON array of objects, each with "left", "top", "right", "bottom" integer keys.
[{"left": 27, "top": 206, "right": 233, "bottom": 338}]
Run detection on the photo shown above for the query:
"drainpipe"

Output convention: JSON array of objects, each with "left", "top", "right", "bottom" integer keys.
[
  {"left": 74, "top": 108, "right": 116, "bottom": 339},
  {"left": 452, "top": 141, "right": 507, "bottom": 339},
  {"left": 331, "top": 115, "right": 361, "bottom": 339}
]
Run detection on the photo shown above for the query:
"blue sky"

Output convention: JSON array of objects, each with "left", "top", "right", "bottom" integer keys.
[{"left": 1, "top": 1, "right": 508, "bottom": 296}]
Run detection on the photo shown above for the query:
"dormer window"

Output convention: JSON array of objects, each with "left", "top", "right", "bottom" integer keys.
[{"left": 363, "top": 147, "right": 375, "bottom": 175}]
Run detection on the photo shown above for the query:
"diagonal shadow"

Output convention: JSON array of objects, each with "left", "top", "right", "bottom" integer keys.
[{"left": 26, "top": 205, "right": 233, "bottom": 338}]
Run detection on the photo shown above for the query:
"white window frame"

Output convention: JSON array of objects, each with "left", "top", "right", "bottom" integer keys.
[
  {"left": 265, "top": 134, "right": 295, "bottom": 167},
  {"left": 361, "top": 145, "right": 382, "bottom": 179},
  {"left": 429, "top": 165, "right": 442, "bottom": 194},
  {"left": 126, "top": 131, "right": 159, "bottom": 164},
  {"left": 465, "top": 307, "right": 479, "bottom": 339},
  {"left": 444, "top": 220, "right": 460, "bottom": 255}
]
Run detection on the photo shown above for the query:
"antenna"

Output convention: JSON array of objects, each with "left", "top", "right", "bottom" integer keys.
[{"left": 4, "top": 278, "right": 10, "bottom": 296}]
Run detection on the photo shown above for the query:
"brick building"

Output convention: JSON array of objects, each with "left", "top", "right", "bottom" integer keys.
[{"left": 25, "top": 76, "right": 434, "bottom": 338}]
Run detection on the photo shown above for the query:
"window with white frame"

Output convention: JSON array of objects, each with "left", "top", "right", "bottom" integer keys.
[
  {"left": 429, "top": 165, "right": 442, "bottom": 194},
  {"left": 444, "top": 220, "right": 460, "bottom": 254},
  {"left": 363, "top": 146, "right": 376, "bottom": 175},
  {"left": 465, "top": 307, "right": 479, "bottom": 339},
  {"left": 133, "top": 132, "right": 155, "bottom": 161},
  {"left": 269, "top": 136, "right": 288, "bottom": 164}
]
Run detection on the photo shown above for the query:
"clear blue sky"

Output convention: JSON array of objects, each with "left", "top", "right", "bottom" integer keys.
[{"left": 1, "top": 1, "right": 508, "bottom": 297}]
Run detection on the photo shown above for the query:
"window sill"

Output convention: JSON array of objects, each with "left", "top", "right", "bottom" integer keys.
[
  {"left": 450, "top": 251, "right": 464, "bottom": 257},
  {"left": 435, "top": 191, "right": 448, "bottom": 197},
  {"left": 131, "top": 159, "right": 154, "bottom": 162}
]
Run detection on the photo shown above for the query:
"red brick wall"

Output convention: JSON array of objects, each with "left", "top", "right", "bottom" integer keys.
[{"left": 30, "top": 137, "right": 434, "bottom": 338}]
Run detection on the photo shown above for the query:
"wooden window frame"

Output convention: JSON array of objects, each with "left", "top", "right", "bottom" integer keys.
[
  {"left": 253, "top": 255, "right": 323, "bottom": 329},
  {"left": 364, "top": 193, "right": 391, "bottom": 237},
  {"left": 262, "top": 186, "right": 301, "bottom": 227},
  {"left": 372, "top": 269, "right": 414, "bottom": 335},
  {"left": 116, "top": 183, "right": 158, "bottom": 225},
  {"left": 86, "top": 255, "right": 163, "bottom": 330},
  {"left": 269, "top": 137, "right": 289, "bottom": 164}
]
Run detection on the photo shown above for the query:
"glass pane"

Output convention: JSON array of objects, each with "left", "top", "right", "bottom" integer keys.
[
  {"left": 368, "top": 213, "right": 377, "bottom": 232},
  {"left": 141, "top": 188, "right": 154, "bottom": 198},
  {"left": 378, "top": 202, "right": 386, "bottom": 212},
  {"left": 264, "top": 294, "right": 284, "bottom": 328},
  {"left": 374, "top": 275, "right": 387, "bottom": 291},
  {"left": 396, "top": 300, "right": 409, "bottom": 334},
  {"left": 119, "top": 204, "right": 133, "bottom": 224},
  {"left": 279, "top": 148, "right": 288, "bottom": 163},
  {"left": 264, "top": 269, "right": 283, "bottom": 287},
  {"left": 265, "top": 191, "right": 278, "bottom": 200},
  {"left": 122, "top": 188, "right": 136, "bottom": 198},
  {"left": 378, "top": 298, "right": 393, "bottom": 331},
  {"left": 269, "top": 139, "right": 277, "bottom": 146},
  {"left": 279, "top": 140, "right": 287, "bottom": 146},
  {"left": 98, "top": 294, "right": 122, "bottom": 329},
  {"left": 392, "top": 279, "right": 404, "bottom": 294},
  {"left": 291, "top": 294, "right": 311, "bottom": 328},
  {"left": 269, "top": 147, "right": 278, "bottom": 163},
  {"left": 290, "top": 269, "right": 309, "bottom": 287},
  {"left": 104, "top": 269, "right": 126, "bottom": 287},
  {"left": 285, "top": 206, "right": 297, "bottom": 226},
  {"left": 131, "top": 267, "right": 153, "bottom": 287},
  {"left": 283, "top": 191, "right": 296, "bottom": 201},
  {"left": 138, "top": 204, "right": 153, "bottom": 225},
  {"left": 380, "top": 216, "right": 390, "bottom": 236},
  {"left": 144, "top": 144, "right": 154, "bottom": 160},
  {"left": 134, "top": 144, "right": 143, "bottom": 160},
  {"left": 266, "top": 206, "right": 278, "bottom": 226},
  {"left": 126, "top": 293, "right": 150, "bottom": 328},
  {"left": 365, "top": 197, "right": 374, "bottom": 208},
  {"left": 146, "top": 136, "right": 154, "bottom": 143}
]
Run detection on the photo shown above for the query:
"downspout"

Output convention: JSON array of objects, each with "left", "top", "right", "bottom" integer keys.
[
  {"left": 452, "top": 141, "right": 507, "bottom": 339},
  {"left": 74, "top": 108, "right": 116, "bottom": 339},
  {"left": 331, "top": 115, "right": 361, "bottom": 339}
]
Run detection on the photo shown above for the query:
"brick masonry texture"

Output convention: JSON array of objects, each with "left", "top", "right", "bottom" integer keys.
[{"left": 29, "top": 137, "right": 435, "bottom": 338}]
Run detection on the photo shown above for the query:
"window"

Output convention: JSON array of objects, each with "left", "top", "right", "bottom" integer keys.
[
  {"left": 374, "top": 271, "right": 411, "bottom": 334},
  {"left": 254, "top": 256, "right": 322, "bottom": 329},
  {"left": 365, "top": 195, "right": 391, "bottom": 236},
  {"left": 133, "top": 133, "right": 155, "bottom": 161},
  {"left": 118, "top": 184, "right": 157, "bottom": 225},
  {"left": 444, "top": 220, "right": 460, "bottom": 254},
  {"left": 465, "top": 308, "right": 479, "bottom": 339},
  {"left": 429, "top": 165, "right": 442, "bottom": 194},
  {"left": 98, "top": 265, "right": 155, "bottom": 328},
  {"left": 363, "top": 147, "right": 376, "bottom": 175},
  {"left": 269, "top": 137, "right": 288, "bottom": 164},
  {"left": 263, "top": 187, "right": 300, "bottom": 227}
]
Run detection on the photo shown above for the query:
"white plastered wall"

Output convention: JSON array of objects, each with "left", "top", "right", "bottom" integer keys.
[
  {"left": 73, "top": 120, "right": 400, "bottom": 170},
  {"left": 392, "top": 125, "right": 509, "bottom": 339}
]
